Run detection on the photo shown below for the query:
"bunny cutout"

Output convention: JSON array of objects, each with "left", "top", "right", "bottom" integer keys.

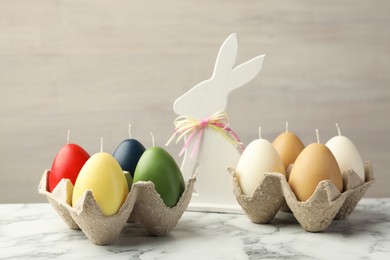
[{"left": 171, "top": 34, "right": 265, "bottom": 212}]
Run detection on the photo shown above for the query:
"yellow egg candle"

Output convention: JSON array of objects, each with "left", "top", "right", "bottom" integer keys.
[
  {"left": 326, "top": 123, "right": 365, "bottom": 181},
  {"left": 289, "top": 130, "right": 343, "bottom": 201},
  {"left": 272, "top": 122, "right": 305, "bottom": 171},
  {"left": 236, "top": 127, "right": 285, "bottom": 196},
  {"left": 72, "top": 138, "right": 129, "bottom": 216}
]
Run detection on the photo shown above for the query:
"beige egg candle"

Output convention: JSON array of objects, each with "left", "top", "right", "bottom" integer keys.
[
  {"left": 272, "top": 122, "right": 305, "bottom": 171},
  {"left": 326, "top": 123, "right": 365, "bottom": 181},
  {"left": 72, "top": 138, "right": 129, "bottom": 216},
  {"left": 289, "top": 129, "right": 343, "bottom": 201},
  {"left": 236, "top": 127, "right": 285, "bottom": 196}
]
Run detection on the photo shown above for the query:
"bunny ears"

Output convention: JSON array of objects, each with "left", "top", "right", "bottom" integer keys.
[
  {"left": 212, "top": 33, "right": 266, "bottom": 91},
  {"left": 173, "top": 33, "right": 266, "bottom": 119}
]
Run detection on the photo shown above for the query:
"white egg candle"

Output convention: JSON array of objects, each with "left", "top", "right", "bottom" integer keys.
[
  {"left": 236, "top": 127, "right": 285, "bottom": 196},
  {"left": 325, "top": 124, "right": 365, "bottom": 181}
]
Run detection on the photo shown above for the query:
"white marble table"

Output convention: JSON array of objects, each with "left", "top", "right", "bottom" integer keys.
[{"left": 1, "top": 199, "right": 389, "bottom": 259}]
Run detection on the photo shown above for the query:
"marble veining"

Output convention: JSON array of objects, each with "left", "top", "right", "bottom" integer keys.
[{"left": 1, "top": 199, "right": 389, "bottom": 259}]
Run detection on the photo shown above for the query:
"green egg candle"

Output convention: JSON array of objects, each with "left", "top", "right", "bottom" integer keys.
[
  {"left": 134, "top": 136, "right": 185, "bottom": 207},
  {"left": 124, "top": 171, "right": 133, "bottom": 191},
  {"left": 72, "top": 138, "right": 129, "bottom": 216}
]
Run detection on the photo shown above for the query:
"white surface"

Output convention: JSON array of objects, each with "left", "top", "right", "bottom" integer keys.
[
  {"left": 172, "top": 34, "right": 265, "bottom": 211},
  {"left": 1, "top": 199, "right": 389, "bottom": 259}
]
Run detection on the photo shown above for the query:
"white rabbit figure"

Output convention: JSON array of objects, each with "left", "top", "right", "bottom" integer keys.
[{"left": 172, "top": 33, "right": 265, "bottom": 213}]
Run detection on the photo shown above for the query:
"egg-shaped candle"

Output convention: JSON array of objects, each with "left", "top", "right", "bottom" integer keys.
[
  {"left": 49, "top": 130, "right": 90, "bottom": 192},
  {"left": 325, "top": 123, "right": 365, "bottom": 181},
  {"left": 113, "top": 124, "right": 146, "bottom": 178},
  {"left": 134, "top": 134, "right": 185, "bottom": 207},
  {"left": 72, "top": 138, "right": 129, "bottom": 216},
  {"left": 272, "top": 122, "right": 305, "bottom": 171},
  {"left": 289, "top": 129, "right": 343, "bottom": 201},
  {"left": 236, "top": 127, "right": 285, "bottom": 196}
]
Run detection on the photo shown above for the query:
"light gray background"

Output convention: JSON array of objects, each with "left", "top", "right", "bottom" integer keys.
[{"left": 1, "top": 0, "right": 389, "bottom": 203}]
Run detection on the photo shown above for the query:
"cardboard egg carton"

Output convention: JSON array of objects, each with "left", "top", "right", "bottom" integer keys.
[
  {"left": 38, "top": 170, "right": 196, "bottom": 245},
  {"left": 228, "top": 161, "right": 374, "bottom": 232}
]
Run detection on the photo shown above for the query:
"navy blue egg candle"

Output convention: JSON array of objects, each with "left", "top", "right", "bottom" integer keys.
[{"left": 113, "top": 125, "right": 146, "bottom": 177}]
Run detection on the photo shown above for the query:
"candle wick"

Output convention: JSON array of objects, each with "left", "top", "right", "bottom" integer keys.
[
  {"left": 128, "top": 124, "right": 132, "bottom": 139},
  {"left": 336, "top": 123, "right": 341, "bottom": 136},
  {"left": 67, "top": 129, "right": 70, "bottom": 144},
  {"left": 100, "top": 137, "right": 104, "bottom": 153},
  {"left": 315, "top": 129, "right": 320, "bottom": 144},
  {"left": 150, "top": 132, "right": 155, "bottom": 147},
  {"left": 285, "top": 121, "right": 289, "bottom": 133},
  {"left": 258, "top": 127, "right": 262, "bottom": 139}
]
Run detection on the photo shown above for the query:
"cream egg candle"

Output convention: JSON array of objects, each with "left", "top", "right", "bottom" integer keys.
[
  {"left": 289, "top": 129, "right": 343, "bottom": 201},
  {"left": 72, "top": 137, "right": 129, "bottom": 216},
  {"left": 326, "top": 123, "right": 365, "bottom": 181},
  {"left": 236, "top": 127, "right": 285, "bottom": 196},
  {"left": 272, "top": 122, "right": 305, "bottom": 171}
]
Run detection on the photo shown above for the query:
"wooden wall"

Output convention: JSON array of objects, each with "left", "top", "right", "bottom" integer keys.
[{"left": 1, "top": 0, "right": 389, "bottom": 202}]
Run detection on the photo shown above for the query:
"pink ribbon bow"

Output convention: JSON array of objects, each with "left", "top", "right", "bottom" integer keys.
[{"left": 166, "top": 111, "right": 244, "bottom": 158}]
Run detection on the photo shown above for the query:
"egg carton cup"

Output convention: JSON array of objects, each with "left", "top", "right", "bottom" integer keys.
[
  {"left": 38, "top": 170, "right": 196, "bottom": 245},
  {"left": 228, "top": 161, "right": 374, "bottom": 232}
]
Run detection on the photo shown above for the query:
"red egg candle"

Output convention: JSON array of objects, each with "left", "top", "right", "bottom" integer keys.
[{"left": 49, "top": 130, "right": 90, "bottom": 192}]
